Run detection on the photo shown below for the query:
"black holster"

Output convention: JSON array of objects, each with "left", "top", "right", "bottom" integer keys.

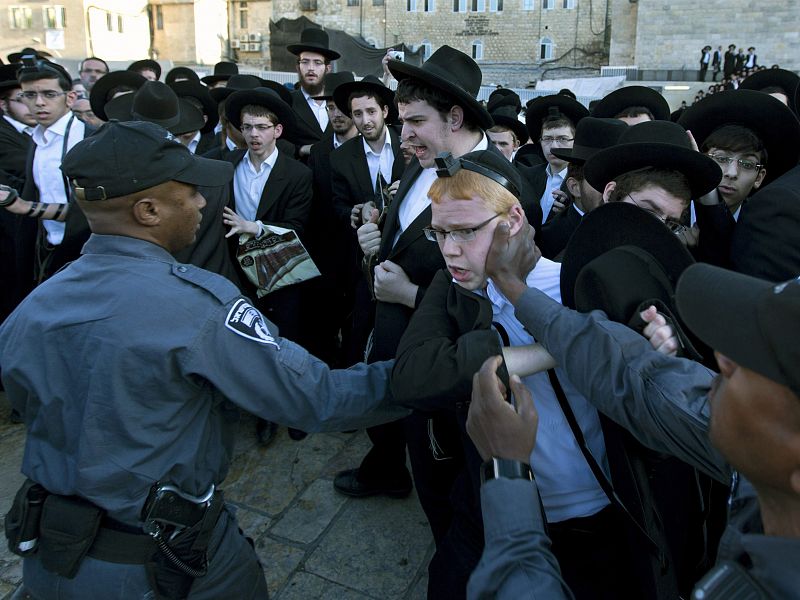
[
  {"left": 38, "top": 494, "right": 104, "bottom": 578},
  {"left": 5, "top": 479, "right": 48, "bottom": 557}
]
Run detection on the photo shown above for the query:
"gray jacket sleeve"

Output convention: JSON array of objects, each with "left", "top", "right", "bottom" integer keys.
[
  {"left": 468, "top": 478, "right": 573, "bottom": 600},
  {"left": 513, "top": 287, "right": 731, "bottom": 484},
  {"left": 183, "top": 298, "right": 409, "bottom": 432}
]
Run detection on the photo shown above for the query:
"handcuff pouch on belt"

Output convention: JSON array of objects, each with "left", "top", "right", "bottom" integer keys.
[{"left": 142, "top": 482, "right": 223, "bottom": 600}]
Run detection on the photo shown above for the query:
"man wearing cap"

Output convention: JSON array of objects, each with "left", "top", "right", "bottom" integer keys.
[
  {"left": 537, "top": 117, "right": 628, "bottom": 259},
  {"left": 169, "top": 80, "right": 220, "bottom": 155},
  {"left": 78, "top": 57, "right": 108, "bottom": 91},
  {"left": 522, "top": 94, "right": 589, "bottom": 223},
  {"left": 287, "top": 28, "right": 340, "bottom": 158},
  {"left": 487, "top": 105, "right": 528, "bottom": 161},
  {"left": 127, "top": 59, "right": 161, "bottom": 82},
  {"left": 0, "top": 120, "right": 407, "bottom": 599},
  {"left": 590, "top": 85, "right": 671, "bottom": 125},
  {"left": 200, "top": 61, "right": 238, "bottom": 89},
  {"left": 465, "top": 218, "right": 800, "bottom": 599}
]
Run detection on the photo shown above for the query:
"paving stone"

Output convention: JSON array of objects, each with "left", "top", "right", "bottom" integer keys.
[
  {"left": 270, "top": 479, "right": 348, "bottom": 545},
  {"left": 319, "top": 430, "right": 372, "bottom": 479},
  {"left": 306, "top": 494, "right": 434, "bottom": 598},
  {"left": 231, "top": 505, "right": 272, "bottom": 542},
  {"left": 252, "top": 535, "right": 305, "bottom": 598},
  {"left": 0, "top": 581, "right": 19, "bottom": 600},
  {"left": 0, "top": 429, "right": 25, "bottom": 516},
  {"left": 276, "top": 572, "right": 371, "bottom": 600}
]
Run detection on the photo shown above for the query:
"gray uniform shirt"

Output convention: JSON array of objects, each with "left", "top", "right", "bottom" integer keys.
[
  {"left": 0, "top": 234, "right": 407, "bottom": 525},
  {"left": 468, "top": 287, "right": 800, "bottom": 599}
]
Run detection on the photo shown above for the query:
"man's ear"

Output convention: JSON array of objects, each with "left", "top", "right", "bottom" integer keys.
[
  {"left": 274, "top": 123, "right": 283, "bottom": 139},
  {"left": 325, "top": 63, "right": 333, "bottom": 75},
  {"left": 506, "top": 203, "right": 525, "bottom": 236},
  {"left": 565, "top": 176, "right": 582, "bottom": 199},
  {"left": 65, "top": 90, "right": 77, "bottom": 109},
  {"left": 448, "top": 105, "right": 465, "bottom": 131},
  {"left": 132, "top": 197, "right": 160, "bottom": 227},
  {"left": 602, "top": 180, "right": 616, "bottom": 203},
  {"left": 753, "top": 167, "right": 767, "bottom": 190}
]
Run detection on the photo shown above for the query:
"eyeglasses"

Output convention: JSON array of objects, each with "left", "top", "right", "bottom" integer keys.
[
  {"left": 423, "top": 214, "right": 501, "bottom": 243},
  {"left": 626, "top": 194, "right": 687, "bottom": 234},
  {"left": 17, "top": 90, "right": 67, "bottom": 102},
  {"left": 298, "top": 59, "right": 325, "bottom": 68},
  {"left": 240, "top": 123, "right": 275, "bottom": 133},
  {"left": 540, "top": 136, "right": 574, "bottom": 144},
  {"left": 707, "top": 153, "right": 762, "bottom": 172}
]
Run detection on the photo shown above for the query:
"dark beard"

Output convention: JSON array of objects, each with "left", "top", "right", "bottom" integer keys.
[{"left": 302, "top": 77, "right": 325, "bottom": 97}]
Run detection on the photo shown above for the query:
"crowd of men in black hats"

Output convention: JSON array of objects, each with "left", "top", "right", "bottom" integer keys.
[{"left": 0, "top": 33, "right": 798, "bottom": 600}]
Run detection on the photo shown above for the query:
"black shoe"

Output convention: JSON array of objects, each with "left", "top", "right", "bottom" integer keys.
[
  {"left": 287, "top": 428, "right": 308, "bottom": 441},
  {"left": 9, "top": 409, "right": 23, "bottom": 424},
  {"left": 333, "top": 468, "right": 412, "bottom": 499},
  {"left": 256, "top": 419, "right": 278, "bottom": 447}
]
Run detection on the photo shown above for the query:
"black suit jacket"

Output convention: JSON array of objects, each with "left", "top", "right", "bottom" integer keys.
[
  {"left": 330, "top": 128, "right": 405, "bottom": 227},
  {"left": 538, "top": 203, "right": 583, "bottom": 260},
  {"left": 0, "top": 117, "right": 32, "bottom": 189},
  {"left": 290, "top": 89, "right": 332, "bottom": 149}
]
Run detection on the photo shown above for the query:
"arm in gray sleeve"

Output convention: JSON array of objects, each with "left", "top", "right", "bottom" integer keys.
[
  {"left": 184, "top": 298, "right": 409, "bottom": 432},
  {"left": 512, "top": 287, "right": 731, "bottom": 484},
  {"left": 468, "top": 478, "right": 573, "bottom": 600}
]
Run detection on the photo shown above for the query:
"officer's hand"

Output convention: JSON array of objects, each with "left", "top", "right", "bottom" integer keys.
[
  {"left": 641, "top": 305, "right": 679, "bottom": 356},
  {"left": 223, "top": 207, "right": 261, "bottom": 238},
  {"left": 467, "top": 356, "right": 538, "bottom": 463},
  {"left": 485, "top": 218, "right": 540, "bottom": 305},
  {"left": 374, "top": 260, "right": 418, "bottom": 308},
  {"left": 551, "top": 189, "right": 569, "bottom": 214},
  {"left": 356, "top": 213, "right": 381, "bottom": 256}
]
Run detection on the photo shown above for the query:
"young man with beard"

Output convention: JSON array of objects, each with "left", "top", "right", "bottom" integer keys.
[{"left": 287, "top": 28, "right": 339, "bottom": 158}]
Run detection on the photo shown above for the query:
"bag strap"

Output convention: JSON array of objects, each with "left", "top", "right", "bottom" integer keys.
[{"left": 546, "top": 368, "right": 667, "bottom": 570}]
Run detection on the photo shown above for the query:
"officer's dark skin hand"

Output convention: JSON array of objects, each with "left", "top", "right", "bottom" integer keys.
[{"left": 485, "top": 215, "right": 540, "bottom": 305}]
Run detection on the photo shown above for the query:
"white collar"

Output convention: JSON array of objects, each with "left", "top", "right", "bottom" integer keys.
[
  {"left": 33, "top": 110, "right": 72, "bottom": 141},
  {"left": 362, "top": 126, "right": 392, "bottom": 155}
]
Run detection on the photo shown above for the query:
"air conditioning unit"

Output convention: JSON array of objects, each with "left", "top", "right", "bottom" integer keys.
[
  {"left": 250, "top": 42, "right": 261, "bottom": 51},
  {"left": 248, "top": 33, "right": 261, "bottom": 42},
  {"left": 239, "top": 33, "right": 249, "bottom": 42},
  {"left": 241, "top": 43, "right": 251, "bottom": 52},
  {"left": 231, "top": 40, "right": 240, "bottom": 49}
]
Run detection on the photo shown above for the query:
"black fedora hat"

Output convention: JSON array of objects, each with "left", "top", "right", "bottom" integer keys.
[
  {"left": 677, "top": 89, "right": 800, "bottom": 185},
  {"left": 487, "top": 89, "right": 522, "bottom": 114},
  {"left": 127, "top": 59, "right": 161, "bottom": 80},
  {"left": 0, "top": 63, "right": 21, "bottom": 93},
  {"left": 312, "top": 71, "right": 355, "bottom": 101},
  {"left": 259, "top": 78, "right": 294, "bottom": 106},
  {"left": 90, "top": 70, "right": 147, "bottom": 121},
  {"left": 8, "top": 48, "right": 52, "bottom": 63},
  {"left": 525, "top": 94, "right": 589, "bottom": 142},
  {"left": 287, "top": 28, "right": 341, "bottom": 61},
  {"left": 105, "top": 81, "right": 181, "bottom": 129},
  {"left": 591, "top": 86, "right": 670, "bottom": 121},
  {"left": 209, "top": 74, "right": 263, "bottom": 104},
  {"left": 200, "top": 61, "right": 239, "bottom": 86},
  {"left": 333, "top": 74, "right": 395, "bottom": 116},
  {"left": 388, "top": 45, "right": 493, "bottom": 130},
  {"left": 488, "top": 106, "right": 529, "bottom": 145},
  {"left": 171, "top": 99, "right": 206, "bottom": 136},
  {"left": 584, "top": 120, "right": 722, "bottom": 199},
  {"left": 225, "top": 87, "right": 296, "bottom": 131},
  {"left": 551, "top": 117, "right": 628, "bottom": 164},
  {"left": 738, "top": 68, "right": 799, "bottom": 115},
  {"left": 165, "top": 66, "right": 200, "bottom": 86},
  {"left": 169, "top": 80, "right": 218, "bottom": 133},
  {"left": 560, "top": 201, "right": 695, "bottom": 310}
]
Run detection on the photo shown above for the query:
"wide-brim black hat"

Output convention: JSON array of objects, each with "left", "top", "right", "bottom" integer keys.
[
  {"left": 551, "top": 117, "right": 628, "bottom": 164},
  {"left": 200, "top": 61, "right": 239, "bottom": 85},
  {"left": 738, "top": 68, "right": 799, "bottom": 116},
  {"left": 678, "top": 89, "right": 800, "bottom": 186},
  {"left": 0, "top": 63, "right": 21, "bottom": 93},
  {"left": 105, "top": 81, "right": 181, "bottom": 129},
  {"left": 487, "top": 89, "right": 522, "bottom": 114},
  {"left": 8, "top": 48, "right": 51, "bottom": 63},
  {"left": 208, "top": 74, "right": 263, "bottom": 104},
  {"left": 127, "top": 59, "right": 161, "bottom": 80},
  {"left": 312, "top": 71, "right": 355, "bottom": 101},
  {"left": 169, "top": 80, "right": 218, "bottom": 134},
  {"left": 591, "top": 86, "right": 670, "bottom": 121},
  {"left": 489, "top": 106, "right": 529, "bottom": 144},
  {"left": 226, "top": 87, "right": 296, "bottom": 131},
  {"left": 525, "top": 94, "right": 590, "bottom": 142},
  {"left": 388, "top": 45, "right": 493, "bottom": 130},
  {"left": 171, "top": 99, "right": 206, "bottom": 136},
  {"left": 560, "top": 201, "right": 695, "bottom": 310},
  {"left": 333, "top": 75, "right": 395, "bottom": 116},
  {"left": 584, "top": 120, "right": 722, "bottom": 199},
  {"left": 165, "top": 67, "right": 200, "bottom": 86},
  {"left": 260, "top": 79, "right": 294, "bottom": 106},
  {"left": 90, "top": 70, "right": 147, "bottom": 121},
  {"left": 287, "top": 28, "right": 341, "bottom": 61}
]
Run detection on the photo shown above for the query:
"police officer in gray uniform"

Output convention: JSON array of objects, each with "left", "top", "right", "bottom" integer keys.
[{"left": 0, "top": 121, "right": 408, "bottom": 599}]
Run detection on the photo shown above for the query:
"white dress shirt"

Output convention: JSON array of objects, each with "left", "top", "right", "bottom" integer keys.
[
  {"left": 32, "top": 112, "right": 85, "bottom": 245},
  {"left": 539, "top": 164, "right": 568, "bottom": 223},
  {"left": 4, "top": 115, "right": 33, "bottom": 136},
  {"left": 480, "top": 258, "right": 610, "bottom": 523},
  {"left": 302, "top": 89, "right": 329, "bottom": 131},
  {"left": 233, "top": 147, "right": 279, "bottom": 222},
  {"left": 186, "top": 131, "right": 202, "bottom": 155},
  {"left": 364, "top": 127, "right": 395, "bottom": 192}
]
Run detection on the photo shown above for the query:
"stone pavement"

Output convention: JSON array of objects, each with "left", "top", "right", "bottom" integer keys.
[{"left": 0, "top": 393, "right": 434, "bottom": 599}]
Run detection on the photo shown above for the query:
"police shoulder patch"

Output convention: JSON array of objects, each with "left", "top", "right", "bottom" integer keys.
[{"left": 225, "top": 299, "right": 280, "bottom": 347}]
